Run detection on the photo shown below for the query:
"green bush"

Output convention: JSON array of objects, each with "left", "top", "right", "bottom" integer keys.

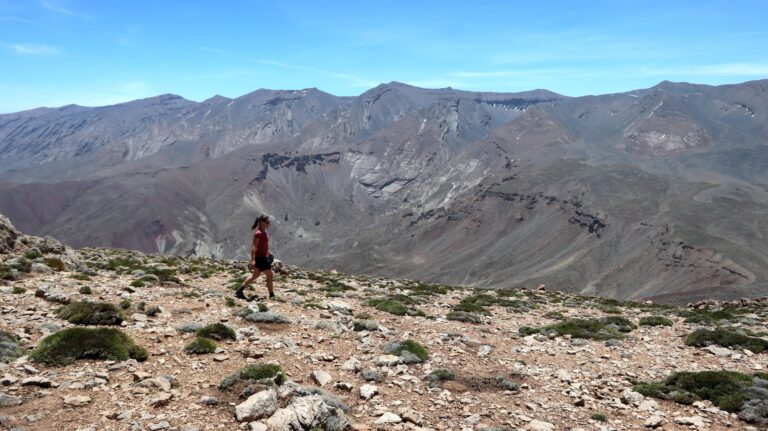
[
  {"left": 635, "top": 371, "right": 754, "bottom": 413},
  {"left": 24, "top": 250, "right": 43, "bottom": 259},
  {"left": 184, "top": 336, "right": 218, "bottom": 354},
  {"left": 0, "top": 265, "right": 15, "bottom": 281},
  {"left": 11, "top": 286, "right": 26, "bottom": 294},
  {"left": 30, "top": 327, "right": 148, "bottom": 365},
  {"left": 599, "top": 316, "right": 636, "bottom": 333},
  {"left": 79, "top": 285, "right": 92, "bottom": 295},
  {"left": 447, "top": 311, "right": 483, "bottom": 323},
  {"left": 119, "top": 299, "right": 132, "bottom": 310},
  {"left": 367, "top": 297, "right": 425, "bottom": 317},
  {"left": 685, "top": 327, "right": 768, "bottom": 353},
  {"left": 385, "top": 339, "right": 429, "bottom": 362},
  {"left": 257, "top": 302, "right": 269, "bottom": 312},
  {"left": 427, "top": 368, "right": 454, "bottom": 381},
  {"left": 591, "top": 413, "right": 607, "bottom": 422},
  {"left": 130, "top": 280, "right": 145, "bottom": 288},
  {"left": 639, "top": 316, "right": 673, "bottom": 327},
  {"left": 196, "top": 323, "right": 236, "bottom": 341},
  {"left": 70, "top": 273, "right": 91, "bottom": 281},
  {"left": 219, "top": 364, "right": 286, "bottom": 391},
  {"left": 519, "top": 318, "right": 622, "bottom": 340},
  {"left": 225, "top": 297, "right": 237, "bottom": 307},
  {"left": 11, "top": 257, "right": 31, "bottom": 273},
  {"left": 680, "top": 309, "right": 735, "bottom": 325},
  {"left": 55, "top": 301, "right": 125, "bottom": 325},
  {"left": 43, "top": 257, "right": 66, "bottom": 272}
]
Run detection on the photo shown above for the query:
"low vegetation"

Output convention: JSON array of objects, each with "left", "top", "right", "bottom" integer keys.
[
  {"left": 30, "top": 327, "right": 148, "bottom": 365},
  {"left": 685, "top": 327, "right": 768, "bottom": 353},
  {"left": 367, "top": 296, "right": 425, "bottom": 317},
  {"left": 196, "top": 323, "right": 236, "bottom": 341},
  {"left": 184, "top": 336, "right": 218, "bottom": 354},
  {"left": 639, "top": 316, "right": 673, "bottom": 327},
  {"left": 634, "top": 371, "right": 768, "bottom": 423},
  {"left": 219, "top": 363, "right": 286, "bottom": 391},
  {"left": 384, "top": 339, "right": 429, "bottom": 362},
  {"left": 55, "top": 301, "right": 125, "bottom": 325},
  {"left": 519, "top": 317, "right": 626, "bottom": 340},
  {"left": 427, "top": 368, "right": 455, "bottom": 381}
]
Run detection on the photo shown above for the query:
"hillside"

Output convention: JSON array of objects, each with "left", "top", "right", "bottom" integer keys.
[
  {"left": 1, "top": 80, "right": 768, "bottom": 303},
  {"left": 3, "top": 216, "right": 768, "bottom": 430}
]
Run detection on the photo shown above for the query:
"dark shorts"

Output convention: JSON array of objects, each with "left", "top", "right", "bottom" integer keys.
[{"left": 254, "top": 256, "right": 272, "bottom": 271}]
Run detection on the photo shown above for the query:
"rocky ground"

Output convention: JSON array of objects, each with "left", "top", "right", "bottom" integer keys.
[{"left": 2, "top": 216, "right": 768, "bottom": 431}]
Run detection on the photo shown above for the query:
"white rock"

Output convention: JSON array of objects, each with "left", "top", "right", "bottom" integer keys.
[
  {"left": 235, "top": 389, "right": 278, "bottom": 422},
  {"left": 477, "top": 345, "right": 492, "bottom": 357},
  {"left": 266, "top": 395, "right": 329, "bottom": 429},
  {"left": 341, "top": 357, "right": 361, "bottom": 372},
  {"left": 374, "top": 412, "right": 402, "bottom": 424},
  {"left": 526, "top": 419, "right": 556, "bottom": 431},
  {"left": 64, "top": 395, "right": 92, "bottom": 407},
  {"left": 674, "top": 416, "right": 706, "bottom": 427},
  {"left": 377, "top": 354, "right": 401, "bottom": 366},
  {"left": 620, "top": 388, "right": 644, "bottom": 406},
  {"left": 703, "top": 345, "right": 731, "bottom": 357},
  {"left": 360, "top": 384, "right": 379, "bottom": 400},
  {"left": 645, "top": 415, "right": 663, "bottom": 428},
  {"left": 131, "top": 313, "right": 148, "bottom": 322},
  {"left": 638, "top": 399, "right": 658, "bottom": 412},
  {"left": 248, "top": 422, "right": 268, "bottom": 431},
  {"left": 311, "top": 370, "right": 332, "bottom": 387}
]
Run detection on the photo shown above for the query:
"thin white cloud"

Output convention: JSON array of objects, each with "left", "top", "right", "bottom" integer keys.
[
  {"left": 40, "top": 0, "right": 75, "bottom": 15},
  {"left": 12, "top": 43, "right": 59, "bottom": 56},
  {"left": 0, "top": 16, "right": 38, "bottom": 24},
  {"left": 39, "top": 0, "right": 89, "bottom": 19},
  {"left": 198, "top": 46, "right": 378, "bottom": 88}
]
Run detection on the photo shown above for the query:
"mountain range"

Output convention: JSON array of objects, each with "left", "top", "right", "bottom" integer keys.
[{"left": 1, "top": 79, "right": 767, "bottom": 304}]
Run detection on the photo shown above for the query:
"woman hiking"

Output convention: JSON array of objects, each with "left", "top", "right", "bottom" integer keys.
[{"left": 235, "top": 214, "right": 275, "bottom": 301}]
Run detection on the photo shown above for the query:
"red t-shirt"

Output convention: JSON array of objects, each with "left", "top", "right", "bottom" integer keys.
[{"left": 253, "top": 229, "right": 269, "bottom": 257}]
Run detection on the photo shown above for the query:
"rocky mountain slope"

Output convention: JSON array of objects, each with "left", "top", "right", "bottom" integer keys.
[
  {"left": 4, "top": 216, "right": 768, "bottom": 430},
  {"left": 1, "top": 80, "right": 768, "bottom": 303}
]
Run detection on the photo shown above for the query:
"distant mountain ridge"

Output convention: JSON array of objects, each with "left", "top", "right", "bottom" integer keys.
[{"left": 1, "top": 79, "right": 768, "bottom": 304}]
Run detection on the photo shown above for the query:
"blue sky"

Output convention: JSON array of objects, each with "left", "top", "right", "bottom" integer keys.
[{"left": 1, "top": 0, "right": 767, "bottom": 113}]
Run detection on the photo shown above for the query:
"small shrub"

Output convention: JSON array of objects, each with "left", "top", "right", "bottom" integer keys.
[
  {"left": 78, "top": 285, "right": 92, "bottom": 295},
  {"left": 257, "top": 302, "right": 269, "bottom": 312},
  {"left": 367, "top": 297, "right": 424, "bottom": 317},
  {"left": 43, "top": 257, "right": 66, "bottom": 272},
  {"left": 639, "top": 316, "right": 673, "bottom": 327},
  {"left": 599, "top": 316, "right": 636, "bottom": 333},
  {"left": 119, "top": 299, "right": 132, "bottom": 310},
  {"left": 385, "top": 339, "right": 428, "bottom": 362},
  {"left": 427, "top": 369, "right": 454, "bottom": 381},
  {"left": 355, "top": 312, "right": 373, "bottom": 320},
  {"left": 225, "top": 297, "right": 237, "bottom": 307},
  {"left": 591, "top": 412, "right": 608, "bottom": 422},
  {"left": 635, "top": 371, "right": 754, "bottom": 413},
  {"left": 130, "top": 280, "right": 145, "bottom": 288},
  {"left": 219, "top": 364, "right": 286, "bottom": 391},
  {"left": 0, "top": 265, "right": 16, "bottom": 281},
  {"left": 11, "top": 257, "right": 32, "bottom": 273},
  {"left": 55, "top": 301, "right": 125, "bottom": 325},
  {"left": 184, "top": 336, "right": 218, "bottom": 354},
  {"left": 543, "top": 311, "right": 565, "bottom": 320},
  {"left": 447, "top": 311, "right": 483, "bottom": 323},
  {"left": 520, "top": 318, "right": 622, "bottom": 340},
  {"left": 70, "top": 273, "right": 91, "bottom": 281},
  {"left": 685, "top": 327, "right": 768, "bottom": 353},
  {"left": 196, "top": 323, "right": 236, "bottom": 341},
  {"left": 24, "top": 250, "right": 42, "bottom": 259},
  {"left": 11, "top": 286, "right": 26, "bottom": 294},
  {"left": 353, "top": 320, "right": 379, "bottom": 332},
  {"left": 680, "top": 309, "right": 735, "bottom": 325},
  {"left": 30, "top": 327, "right": 148, "bottom": 365},
  {"left": 303, "top": 302, "right": 323, "bottom": 310}
]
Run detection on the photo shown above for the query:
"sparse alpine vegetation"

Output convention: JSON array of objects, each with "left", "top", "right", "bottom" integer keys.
[
  {"left": 367, "top": 295, "right": 425, "bottom": 317},
  {"left": 0, "top": 331, "right": 24, "bottom": 363},
  {"left": 685, "top": 327, "right": 768, "bottom": 353},
  {"left": 196, "top": 323, "right": 237, "bottom": 341},
  {"left": 635, "top": 371, "right": 768, "bottom": 423},
  {"left": 30, "top": 327, "right": 148, "bottom": 365},
  {"left": 55, "top": 301, "right": 125, "bottom": 325},
  {"left": 219, "top": 363, "right": 286, "bottom": 391},
  {"left": 519, "top": 317, "right": 629, "bottom": 340},
  {"left": 383, "top": 339, "right": 428, "bottom": 363},
  {"left": 184, "top": 336, "right": 218, "bottom": 354}
]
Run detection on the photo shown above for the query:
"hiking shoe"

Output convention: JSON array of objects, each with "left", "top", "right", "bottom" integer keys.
[
  {"left": 268, "top": 292, "right": 275, "bottom": 299},
  {"left": 235, "top": 288, "right": 248, "bottom": 300}
]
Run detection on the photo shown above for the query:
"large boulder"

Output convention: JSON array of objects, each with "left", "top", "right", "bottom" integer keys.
[
  {"left": 0, "top": 214, "right": 19, "bottom": 254},
  {"left": 235, "top": 389, "right": 278, "bottom": 422}
]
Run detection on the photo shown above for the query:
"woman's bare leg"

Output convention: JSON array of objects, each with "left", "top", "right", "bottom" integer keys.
[
  {"left": 264, "top": 270, "right": 274, "bottom": 297},
  {"left": 236, "top": 269, "right": 261, "bottom": 300}
]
